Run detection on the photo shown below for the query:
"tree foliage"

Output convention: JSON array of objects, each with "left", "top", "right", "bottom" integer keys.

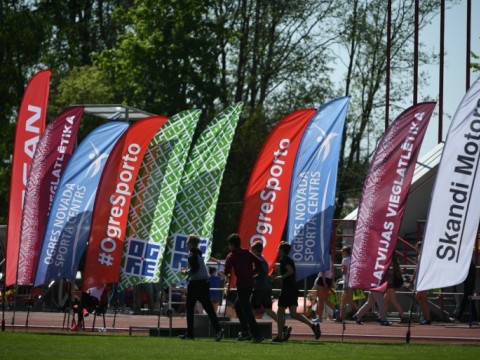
[
  {"left": 0, "top": 1, "right": 48, "bottom": 223},
  {"left": 473, "top": 51, "right": 480, "bottom": 72},
  {"left": 335, "top": 0, "right": 447, "bottom": 217},
  {"left": 0, "top": 0, "right": 456, "bottom": 257}
]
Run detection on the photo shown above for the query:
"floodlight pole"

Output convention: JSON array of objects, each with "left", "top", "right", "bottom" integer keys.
[
  {"left": 438, "top": 0, "right": 445, "bottom": 144},
  {"left": 413, "top": 0, "right": 419, "bottom": 105},
  {"left": 466, "top": 0, "right": 471, "bottom": 91},
  {"left": 385, "top": 0, "right": 392, "bottom": 131}
]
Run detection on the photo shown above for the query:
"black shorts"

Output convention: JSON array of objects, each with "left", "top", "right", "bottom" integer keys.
[
  {"left": 251, "top": 289, "right": 273, "bottom": 310},
  {"left": 278, "top": 286, "right": 298, "bottom": 308},
  {"left": 316, "top": 277, "right": 332, "bottom": 288}
]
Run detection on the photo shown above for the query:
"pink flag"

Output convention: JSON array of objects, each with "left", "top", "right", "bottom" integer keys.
[
  {"left": 5, "top": 70, "right": 51, "bottom": 286},
  {"left": 18, "top": 107, "right": 84, "bottom": 285},
  {"left": 349, "top": 102, "right": 435, "bottom": 290}
]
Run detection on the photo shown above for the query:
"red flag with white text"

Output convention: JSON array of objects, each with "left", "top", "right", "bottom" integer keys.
[
  {"left": 237, "top": 109, "right": 316, "bottom": 272},
  {"left": 5, "top": 70, "right": 51, "bottom": 286},
  {"left": 349, "top": 102, "right": 436, "bottom": 290},
  {"left": 82, "top": 116, "right": 168, "bottom": 290}
]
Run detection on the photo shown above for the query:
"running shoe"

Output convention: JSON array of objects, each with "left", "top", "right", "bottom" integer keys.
[{"left": 215, "top": 329, "right": 224, "bottom": 341}]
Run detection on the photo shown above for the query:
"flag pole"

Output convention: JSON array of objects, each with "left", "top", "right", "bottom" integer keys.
[
  {"left": 112, "top": 285, "right": 118, "bottom": 334},
  {"left": 405, "top": 290, "right": 416, "bottom": 343},
  {"left": 25, "top": 285, "right": 33, "bottom": 332},
  {"left": 1, "top": 257, "right": 6, "bottom": 331},
  {"left": 341, "top": 268, "right": 352, "bottom": 342},
  {"left": 222, "top": 274, "right": 231, "bottom": 333},
  {"left": 157, "top": 257, "right": 167, "bottom": 330}
]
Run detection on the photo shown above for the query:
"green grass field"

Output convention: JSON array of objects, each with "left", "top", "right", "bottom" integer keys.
[{"left": 0, "top": 333, "right": 478, "bottom": 359}]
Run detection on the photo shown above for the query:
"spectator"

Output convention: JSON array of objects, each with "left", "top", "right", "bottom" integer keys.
[
  {"left": 384, "top": 253, "right": 405, "bottom": 321},
  {"left": 312, "top": 250, "right": 336, "bottom": 323},
  {"left": 410, "top": 241, "right": 431, "bottom": 325},
  {"left": 338, "top": 245, "right": 359, "bottom": 322},
  {"left": 208, "top": 266, "right": 223, "bottom": 313},
  {"left": 71, "top": 285, "right": 106, "bottom": 331}
]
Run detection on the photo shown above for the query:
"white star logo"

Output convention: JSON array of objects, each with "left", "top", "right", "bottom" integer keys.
[
  {"left": 311, "top": 124, "right": 338, "bottom": 161},
  {"left": 86, "top": 141, "right": 109, "bottom": 178}
]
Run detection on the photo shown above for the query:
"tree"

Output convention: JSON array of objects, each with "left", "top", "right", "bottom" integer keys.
[
  {"left": 86, "top": 1, "right": 340, "bottom": 256},
  {"left": 0, "top": 2, "right": 48, "bottom": 223},
  {"left": 214, "top": 0, "right": 339, "bottom": 118},
  {"left": 0, "top": 0, "right": 457, "bottom": 258},
  {"left": 93, "top": 0, "right": 223, "bottom": 126},
  {"left": 473, "top": 51, "right": 480, "bottom": 72},
  {"left": 210, "top": 0, "right": 340, "bottom": 253},
  {"left": 334, "top": 0, "right": 449, "bottom": 218}
]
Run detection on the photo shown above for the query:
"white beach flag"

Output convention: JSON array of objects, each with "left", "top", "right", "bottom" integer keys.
[{"left": 416, "top": 77, "right": 480, "bottom": 291}]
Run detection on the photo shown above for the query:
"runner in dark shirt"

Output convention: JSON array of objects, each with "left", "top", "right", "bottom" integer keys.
[
  {"left": 273, "top": 241, "right": 321, "bottom": 342},
  {"left": 224, "top": 233, "right": 264, "bottom": 343},
  {"left": 178, "top": 235, "right": 223, "bottom": 341}
]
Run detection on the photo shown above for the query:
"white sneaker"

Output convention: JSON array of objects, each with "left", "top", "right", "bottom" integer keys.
[{"left": 311, "top": 317, "right": 322, "bottom": 323}]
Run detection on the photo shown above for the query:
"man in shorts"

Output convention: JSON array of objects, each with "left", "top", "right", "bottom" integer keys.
[
  {"left": 250, "top": 241, "right": 291, "bottom": 339},
  {"left": 273, "top": 241, "right": 321, "bottom": 342}
]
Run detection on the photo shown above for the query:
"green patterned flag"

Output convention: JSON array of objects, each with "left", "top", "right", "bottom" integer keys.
[
  {"left": 119, "top": 110, "right": 201, "bottom": 289},
  {"left": 162, "top": 103, "right": 243, "bottom": 286}
]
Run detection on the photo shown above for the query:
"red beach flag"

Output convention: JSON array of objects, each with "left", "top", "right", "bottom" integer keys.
[
  {"left": 82, "top": 116, "right": 168, "bottom": 290},
  {"left": 237, "top": 109, "right": 316, "bottom": 272},
  {"left": 5, "top": 70, "right": 51, "bottom": 286}
]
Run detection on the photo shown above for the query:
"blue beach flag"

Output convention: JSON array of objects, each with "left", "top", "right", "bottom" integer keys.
[
  {"left": 34, "top": 121, "right": 129, "bottom": 287},
  {"left": 287, "top": 97, "right": 350, "bottom": 281}
]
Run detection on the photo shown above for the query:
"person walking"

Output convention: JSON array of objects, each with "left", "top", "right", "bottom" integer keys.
[
  {"left": 384, "top": 253, "right": 405, "bottom": 321},
  {"left": 224, "top": 233, "right": 264, "bottom": 343},
  {"left": 312, "top": 250, "right": 336, "bottom": 323},
  {"left": 409, "top": 241, "right": 431, "bottom": 325},
  {"left": 250, "top": 240, "right": 292, "bottom": 338},
  {"left": 338, "top": 245, "right": 359, "bottom": 322},
  {"left": 453, "top": 255, "right": 477, "bottom": 323},
  {"left": 352, "top": 290, "right": 391, "bottom": 326},
  {"left": 179, "top": 234, "right": 224, "bottom": 341},
  {"left": 272, "top": 242, "right": 321, "bottom": 342}
]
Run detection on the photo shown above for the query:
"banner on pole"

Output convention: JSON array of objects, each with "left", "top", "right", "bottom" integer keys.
[
  {"left": 162, "top": 103, "right": 243, "bottom": 287},
  {"left": 349, "top": 102, "right": 436, "bottom": 290},
  {"left": 287, "top": 97, "right": 350, "bottom": 281},
  {"left": 119, "top": 110, "right": 200, "bottom": 289},
  {"left": 238, "top": 109, "right": 316, "bottom": 272},
  {"left": 18, "top": 106, "right": 84, "bottom": 285},
  {"left": 34, "top": 121, "right": 129, "bottom": 287},
  {"left": 82, "top": 115, "right": 168, "bottom": 290},
  {"left": 416, "top": 78, "right": 480, "bottom": 291},
  {"left": 6, "top": 69, "right": 51, "bottom": 286}
]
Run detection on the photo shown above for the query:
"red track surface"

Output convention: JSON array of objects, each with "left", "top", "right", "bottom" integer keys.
[{"left": 2, "top": 311, "right": 479, "bottom": 345}]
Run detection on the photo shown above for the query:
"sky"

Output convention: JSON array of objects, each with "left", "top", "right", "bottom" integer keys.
[{"left": 417, "top": 0, "right": 480, "bottom": 156}]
